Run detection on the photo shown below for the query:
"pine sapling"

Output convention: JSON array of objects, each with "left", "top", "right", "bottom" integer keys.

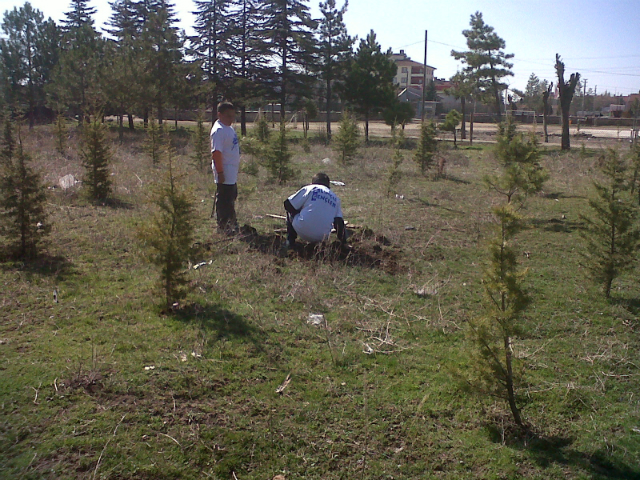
[
  {"left": 265, "top": 122, "right": 295, "bottom": 183},
  {"left": 579, "top": 149, "right": 640, "bottom": 298},
  {"left": 0, "top": 127, "right": 50, "bottom": 259},
  {"left": 485, "top": 117, "right": 548, "bottom": 205},
  {"left": 440, "top": 109, "right": 462, "bottom": 148},
  {"left": 385, "top": 127, "right": 403, "bottom": 197},
  {"left": 55, "top": 114, "right": 68, "bottom": 155},
  {"left": 81, "top": 116, "right": 112, "bottom": 202},
  {"left": 137, "top": 137, "right": 196, "bottom": 309},
  {"left": 414, "top": 120, "right": 438, "bottom": 176},
  {"left": 191, "top": 110, "right": 209, "bottom": 171},
  {"left": 629, "top": 143, "right": 640, "bottom": 205},
  {"left": 1, "top": 118, "right": 17, "bottom": 165},
  {"left": 467, "top": 204, "right": 529, "bottom": 427},
  {"left": 145, "top": 115, "right": 164, "bottom": 164},
  {"left": 332, "top": 111, "right": 360, "bottom": 165},
  {"left": 255, "top": 110, "right": 271, "bottom": 143}
]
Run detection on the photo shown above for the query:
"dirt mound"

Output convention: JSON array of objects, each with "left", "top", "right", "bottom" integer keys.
[{"left": 238, "top": 225, "right": 402, "bottom": 274}]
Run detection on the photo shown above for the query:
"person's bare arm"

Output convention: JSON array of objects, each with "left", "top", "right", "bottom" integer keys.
[{"left": 212, "top": 150, "right": 225, "bottom": 183}]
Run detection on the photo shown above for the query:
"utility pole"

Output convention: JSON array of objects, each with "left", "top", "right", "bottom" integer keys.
[
  {"left": 582, "top": 78, "right": 587, "bottom": 113},
  {"left": 421, "top": 29, "right": 428, "bottom": 121}
]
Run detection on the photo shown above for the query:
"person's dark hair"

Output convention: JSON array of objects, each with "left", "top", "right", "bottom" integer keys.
[
  {"left": 312, "top": 172, "right": 330, "bottom": 188},
  {"left": 217, "top": 101, "right": 235, "bottom": 114}
]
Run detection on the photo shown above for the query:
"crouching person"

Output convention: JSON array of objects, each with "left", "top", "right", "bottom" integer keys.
[{"left": 283, "top": 173, "right": 346, "bottom": 253}]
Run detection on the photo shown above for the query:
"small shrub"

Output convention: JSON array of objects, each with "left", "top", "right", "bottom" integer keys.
[
  {"left": 414, "top": 120, "right": 438, "bottom": 175},
  {"left": 265, "top": 122, "right": 295, "bottom": 183},
  {"left": 579, "top": 149, "right": 640, "bottom": 298},
  {"left": 0, "top": 124, "right": 50, "bottom": 259},
  {"left": 191, "top": 110, "right": 209, "bottom": 171},
  {"left": 137, "top": 138, "right": 196, "bottom": 308},
  {"left": 81, "top": 116, "right": 112, "bottom": 202},
  {"left": 333, "top": 111, "right": 360, "bottom": 165},
  {"left": 55, "top": 114, "right": 68, "bottom": 156}
]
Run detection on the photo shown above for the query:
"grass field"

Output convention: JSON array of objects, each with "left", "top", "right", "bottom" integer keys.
[{"left": 1, "top": 122, "right": 639, "bottom": 479}]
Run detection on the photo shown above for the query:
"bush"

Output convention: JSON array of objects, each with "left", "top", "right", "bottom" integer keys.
[{"left": 333, "top": 112, "right": 360, "bottom": 165}]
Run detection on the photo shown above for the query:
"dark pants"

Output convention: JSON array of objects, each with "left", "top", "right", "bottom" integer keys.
[
  {"left": 215, "top": 183, "right": 238, "bottom": 232},
  {"left": 286, "top": 213, "right": 298, "bottom": 245}
]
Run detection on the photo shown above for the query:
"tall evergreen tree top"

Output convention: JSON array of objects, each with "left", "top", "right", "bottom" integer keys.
[
  {"left": 318, "top": 0, "right": 354, "bottom": 68},
  {"left": 62, "top": 0, "right": 97, "bottom": 31},
  {"left": 451, "top": 12, "right": 513, "bottom": 103},
  {"left": 106, "top": 0, "right": 141, "bottom": 40}
]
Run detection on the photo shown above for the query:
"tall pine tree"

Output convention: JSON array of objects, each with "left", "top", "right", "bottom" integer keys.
[
  {"left": 263, "top": 0, "right": 318, "bottom": 118},
  {"left": 451, "top": 12, "right": 513, "bottom": 122},
  {"left": 317, "top": 0, "right": 354, "bottom": 140},
  {"left": 343, "top": 30, "right": 395, "bottom": 143}
]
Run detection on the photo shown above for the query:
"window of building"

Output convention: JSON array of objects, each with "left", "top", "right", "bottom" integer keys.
[{"left": 401, "top": 67, "right": 408, "bottom": 73}]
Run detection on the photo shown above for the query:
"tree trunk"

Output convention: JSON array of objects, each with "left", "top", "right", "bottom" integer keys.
[
  {"left": 561, "top": 105, "right": 571, "bottom": 150},
  {"left": 326, "top": 76, "right": 332, "bottom": 141},
  {"left": 128, "top": 114, "right": 134, "bottom": 130},
  {"left": 470, "top": 102, "right": 475, "bottom": 146},
  {"left": 504, "top": 336, "right": 523, "bottom": 426},
  {"left": 364, "top": 110, "right": 369, "bottom": 143},
  {"left": 240, "top": 105, "right": 247, "bottom": 137},
  {"left": 460, "top": 97, "right": 466, "bottom": 140}
]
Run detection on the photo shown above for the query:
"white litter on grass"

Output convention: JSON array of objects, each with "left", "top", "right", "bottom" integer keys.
[
  {"left": 59, "top": 174, "right": 79, "bottom": 190},
  {"left": 307, "top": 313, "right": 324, "bottom": 326},
  {"left": 193, "top": 260, "right": 212, "bottom": 270},
  {"left": 144, "top": 365, "right": 155, "bottom": 371},
  {"left": 322, "top": 157, "right": 331, "bottom": 164},
  {"left": 395, "top": 194, "right": 405, "bottom": 200},
  {"left": 179, "top": 352, "right": 187, "bottom": 362},
  {"left": 330, "top": 180, "right": 345, "bottom": 186},
  {"left": 191, "top": 351, "right": 202, "bottom": 359}
]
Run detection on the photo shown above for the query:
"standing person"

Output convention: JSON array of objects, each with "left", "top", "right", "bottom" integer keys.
[
  {"left": 211, "top": 101, "right": 241, "bottom": 234},
  {"left": 283, "top": 173, "right": 346, "bottom": 252}
]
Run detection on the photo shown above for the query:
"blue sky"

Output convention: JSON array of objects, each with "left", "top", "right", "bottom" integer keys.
[{"left": 2, "top": 0, "right": 639, "bottom": 96}]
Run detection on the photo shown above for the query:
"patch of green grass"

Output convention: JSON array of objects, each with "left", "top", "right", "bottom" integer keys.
[{"left": 1, "top": 124, "right": 638, "bottom": 479}]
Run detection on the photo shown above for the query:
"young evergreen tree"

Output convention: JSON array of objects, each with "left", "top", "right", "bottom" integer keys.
[
  {"left": 137, "top": 138, "right": 196, "bottom": 309},
  {"left": 414, "top": 120, "right": 438, "bottom": 175},
  {"left": 385, "top": 127, "right": 403, "bottom": 197},
  {"left": 144, "top": 115, "right": 164, "bottom": 164},
  {"left": 451, "top": 12, "right": 513, "bottom": 121},
  {"left": 265, "top": 121, "right": 295, "bottom": 183},
  {"left": 382, "top": 100, "right": 415, "bottom": 131},
  {"left": 468, "top": 203, "right": 528, "bottom": 427},
  {"left": 440, "top": 109, "right": 462, "bottom": 148},
  {"left": 579, "top": 149, "right": 640, "bottom": 298},
  {"left": 317, "top": 0, "right": 354, "bottom": 140},
  {"left": 555, "top": 54, "right": 580, "bottom": 151},
  {"left": 343, "top": 30, "right": 396, "bottom": 142},
  {"left": 485, "top": 117, "right": 548, "bottom": 205},
  {"left": 332, "top": 110, "right": 360, "bottom": 165},
  {"left": 191, "top": 110, "right": 209, "bottom": 171},
  {"left": 54, "top": 113, "right": 68, "bottom": 155},
  {"left": 254, "top": 110, "right": 271, "bottom": 143},
  {"left": 81, "top": 115, "right": 112, "bottom": 201},
  {"left": 0, "top": 126, "right": 49, "bottom": 259},
  {"left": 1, "top": 117, "right": 17, "bottom": 165}
]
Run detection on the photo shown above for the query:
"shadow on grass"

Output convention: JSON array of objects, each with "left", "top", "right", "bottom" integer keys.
[
  {"left": 102, "top": 197, "right": 134, "bottom": 210},
  {"left": 488, "top": 428, "right": 639, "bottom": 479},
  {"left": 530, "top": 217, "right": 584, "bottom": 233},
  {"left": 442, "top": 174, "right": 471, "bottom": 185},
  {"left": 0, "top": 252, "right": 75, "bottom": 280},
  {"left": 611, "top": 296, "right": 640, "bottom": 316},
  {"left": 540, "top": 192, "right": 588, "bottom": 200},
  {"left": 410, "top": 197, "right": 466, "bottom": 214},
  {"left": 173, "top": 303, "right": 259, "bottom": 343}
]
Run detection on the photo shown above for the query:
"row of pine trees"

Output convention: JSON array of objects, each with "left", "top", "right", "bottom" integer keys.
[{"left": 0, "top": 0, "right": 417, "bottom": 140}]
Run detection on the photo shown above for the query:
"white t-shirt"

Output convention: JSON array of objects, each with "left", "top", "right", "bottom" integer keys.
[
  {"left": 288, "top": 184, "right": 343, "bottom": 242},
  {"left": 210, "top": 120, "right": 240, "bottom": 184}
]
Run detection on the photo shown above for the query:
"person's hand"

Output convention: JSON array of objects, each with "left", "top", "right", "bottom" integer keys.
[{"left": 217, "top": 171, "right": 225, "bottom": 184}]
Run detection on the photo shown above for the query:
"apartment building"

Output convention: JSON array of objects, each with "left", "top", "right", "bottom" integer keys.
[{"left": 390, "top": 49, "right": 435, "bottom": 89}]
